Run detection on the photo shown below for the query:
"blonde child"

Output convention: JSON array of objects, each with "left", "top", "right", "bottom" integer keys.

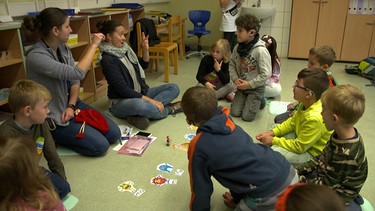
[
  {"left": 0, "top": 79, "right": 70, "bottom": 199},
  {"left": 196, "top": 38, "right": 237, "bottom": 101},
  {"left": 296, "top": 84, "right": 368, "bottom": 210},
  {"left": 0, "top": 136, "right": 65, "bottom": 210}
]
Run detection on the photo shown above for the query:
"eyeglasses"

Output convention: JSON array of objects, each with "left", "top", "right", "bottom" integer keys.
[{"left": 293, "top": 81, "right": 315, "bottom": 96}]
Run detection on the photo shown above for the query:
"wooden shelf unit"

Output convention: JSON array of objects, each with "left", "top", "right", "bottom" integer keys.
[
  {"left": 0, "top": 24, "right": 26, "bottom": 107},
  {"left": 69, "top": 16, "right": 96, "bottom": 104},
  {"left": 0, "top": 8, "right": 145, "bottom": 107}
]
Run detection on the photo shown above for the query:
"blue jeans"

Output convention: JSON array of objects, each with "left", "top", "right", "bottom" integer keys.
[
  {"left": 109, "top": 84, "right": 180, "bottom": 120},
  {"left": 52, "top": 99, "right": 121, "bottom": 156},
  {"left": 42, "top": 167, "right": 71, "bottom": 199}
]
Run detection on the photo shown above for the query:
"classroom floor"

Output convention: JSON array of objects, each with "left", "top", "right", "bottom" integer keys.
[{"left": 47, "top": 57, "right": 375, "bottom": 210}]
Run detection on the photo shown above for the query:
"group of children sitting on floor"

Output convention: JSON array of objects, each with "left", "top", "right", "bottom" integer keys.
[{"left": 0, "top": 9, "right": 369, "bottom": 211}]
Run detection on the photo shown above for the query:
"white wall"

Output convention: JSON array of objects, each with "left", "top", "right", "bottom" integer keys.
[
  {"left": 1, "top": 0, "right": 292, "bottom": 57},
  {"left": 245, "top": 0, "right": 292, "bottom": 58},
  {"left": 0, "top": 0, "right": 169, "bottom": 16}
]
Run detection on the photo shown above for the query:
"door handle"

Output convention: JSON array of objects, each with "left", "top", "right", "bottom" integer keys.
[
  {"left": 313, "top": 0, "right": 320, "bottom": 3},
  {"left": 321, "top": 1, "right": 328, "bottom": 3}
]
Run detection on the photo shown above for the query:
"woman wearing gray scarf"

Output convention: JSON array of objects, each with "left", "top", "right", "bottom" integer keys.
[{"left": 97, "top": 20, "right": 181, "bottom": 130}]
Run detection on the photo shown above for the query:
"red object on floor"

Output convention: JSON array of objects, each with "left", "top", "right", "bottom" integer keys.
[{"left": 75, "top": 109, "right": 109, "bottom": 134}]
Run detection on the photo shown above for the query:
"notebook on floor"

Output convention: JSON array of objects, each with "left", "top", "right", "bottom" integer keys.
[
  {"left": 62, "top": 194, "right": 79, "bottom": 210},
  {"left": 268, "top": 101, "right": 291, "bottom": 115}
]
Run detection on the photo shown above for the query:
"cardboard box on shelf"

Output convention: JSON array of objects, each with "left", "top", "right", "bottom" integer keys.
[{"left": 67, "top": 34, "right": 78, "bottom": 46}]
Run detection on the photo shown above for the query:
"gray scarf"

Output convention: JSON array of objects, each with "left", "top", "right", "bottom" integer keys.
[{"left": 97, "top": 42, "right": 145, "bottom": 78}]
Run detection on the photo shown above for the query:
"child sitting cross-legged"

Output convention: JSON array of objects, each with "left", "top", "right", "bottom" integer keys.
[
  {"left": 295, "top": 84, "right": 368, "bottom": 210},
  {"left": 256, "top": 68, "right": 332, "bottom": 165},
  {"left": 196, "top": 38, "right": 237, "bottom": 101}
]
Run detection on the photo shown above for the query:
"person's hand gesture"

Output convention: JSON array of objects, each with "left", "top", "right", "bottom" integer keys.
[
  {"left": 141, "top": 32, "right": 149, "bottom": 50},
  {"left": 255, "top": 131, "right": 275, "bottom": 146},
  {"left": 287, "top": 101, "right": 298, "bottom": 111},
  {"left": 214, "top": 59, "right": 222, "bottom": 72},
  {"left": 235, "top": 78, "right": 251, "bottom": 90},
  {"left": 62, "top": 107, "right": 75, "bottom": 123},
  {"left": 205, "top": 82, "right": 216, "bottom": 90},
  {"left": 91, "top": 33, "right": 105, "bottom": 47}
]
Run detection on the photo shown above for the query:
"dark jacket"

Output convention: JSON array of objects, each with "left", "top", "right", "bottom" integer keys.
[
  {"left": 188, "top": 106, "right": 292, "bottom": 210},
  {"left": 196, "top": 55, "right": 231, "bottom": 85},
  {"left": 100, "top": 51, "right": 149, "bottom": 99}
]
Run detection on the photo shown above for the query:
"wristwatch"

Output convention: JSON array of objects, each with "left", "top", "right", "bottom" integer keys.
[{"left": 66, "top": 103, "right": 76, "bottom": 111}]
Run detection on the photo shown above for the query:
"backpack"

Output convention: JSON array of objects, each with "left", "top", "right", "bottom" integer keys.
[{"left": 345, "top": 57, "right": 375, "bottom": 79}]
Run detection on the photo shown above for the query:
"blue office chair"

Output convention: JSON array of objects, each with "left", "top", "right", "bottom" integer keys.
[{"left": 186, "top": 10, "right": 211, "bottom": 59}]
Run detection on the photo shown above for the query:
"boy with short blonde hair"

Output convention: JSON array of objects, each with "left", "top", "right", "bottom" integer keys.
[
  {"left": 0, "top": 79, "right": 70, "bottom": 199},
  {"left": 296, "top": 84, "right": 368, "bottom": 210}
]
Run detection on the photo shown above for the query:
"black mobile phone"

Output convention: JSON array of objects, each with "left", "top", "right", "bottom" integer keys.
[{"left": 136, "top": 131, "right": 152, "bottom": 137}]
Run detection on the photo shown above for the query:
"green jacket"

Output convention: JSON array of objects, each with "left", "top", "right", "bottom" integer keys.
[{"left": 272, "top": 100, "right": 333, "bottom": 157}]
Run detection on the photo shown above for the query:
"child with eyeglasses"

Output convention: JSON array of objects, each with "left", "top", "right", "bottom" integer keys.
[
  {"left": 256, "top": 68, "right": 332, "bottom": 165},
  {"left": 274, "top": 45, "right": 337, "bottom": 124}
]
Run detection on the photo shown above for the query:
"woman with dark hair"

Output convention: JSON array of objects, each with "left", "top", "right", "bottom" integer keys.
[
  {"left": 25, "top": 7, "right": 121, "bottom": 156},
  {"left": 261, "top": 34, "right": 281, "bottom": 98},
  {"left": 96, "top": 20, "right": 181, "bottom": 130}
]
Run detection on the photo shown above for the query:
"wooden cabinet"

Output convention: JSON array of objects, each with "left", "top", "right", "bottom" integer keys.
[
  {"left": 69, "top": 16, "right": 95, "bottom": 104},
  {"left": 341, "top": 15, "right": 375, "bottom": 62},
  {"left": 288, "top": 0, "right": 349, "bottom": 59},
  {"left": 129, "top": 8, "right": 145, "bottom": 27},
  {"left": 0, "top": 24, "right": 25, "bottom": 107}
]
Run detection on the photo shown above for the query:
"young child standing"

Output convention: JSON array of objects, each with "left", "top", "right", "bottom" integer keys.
[
  {"left": 274, "top": 45, "right": 337, "bottom": 124},
  {"left": 0, "top": 80, "right": 70, "bottom": 199},
  {"left": 261, "top": 34, "right": 281, "bottom": 98},
  {"left": 196, "top": 39, "right": 237, "bottom": 101},
  {"left": 256, "top": 68, "right": 332, "bottom": 165},
  {"left": 229, "top": 14, "right": 272, "bottom": 121},
  {"left": 296, "top": 84, "right": 368, "bottom": 210},
  {"left": 219, "top": 0, "right": 243, "bottom": 51},
  {"left": 0, "top": 136, "right": 65, "bottom": 210},
  {"left": 181, "top": 86, "right": 298, "bottom": 211}
]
